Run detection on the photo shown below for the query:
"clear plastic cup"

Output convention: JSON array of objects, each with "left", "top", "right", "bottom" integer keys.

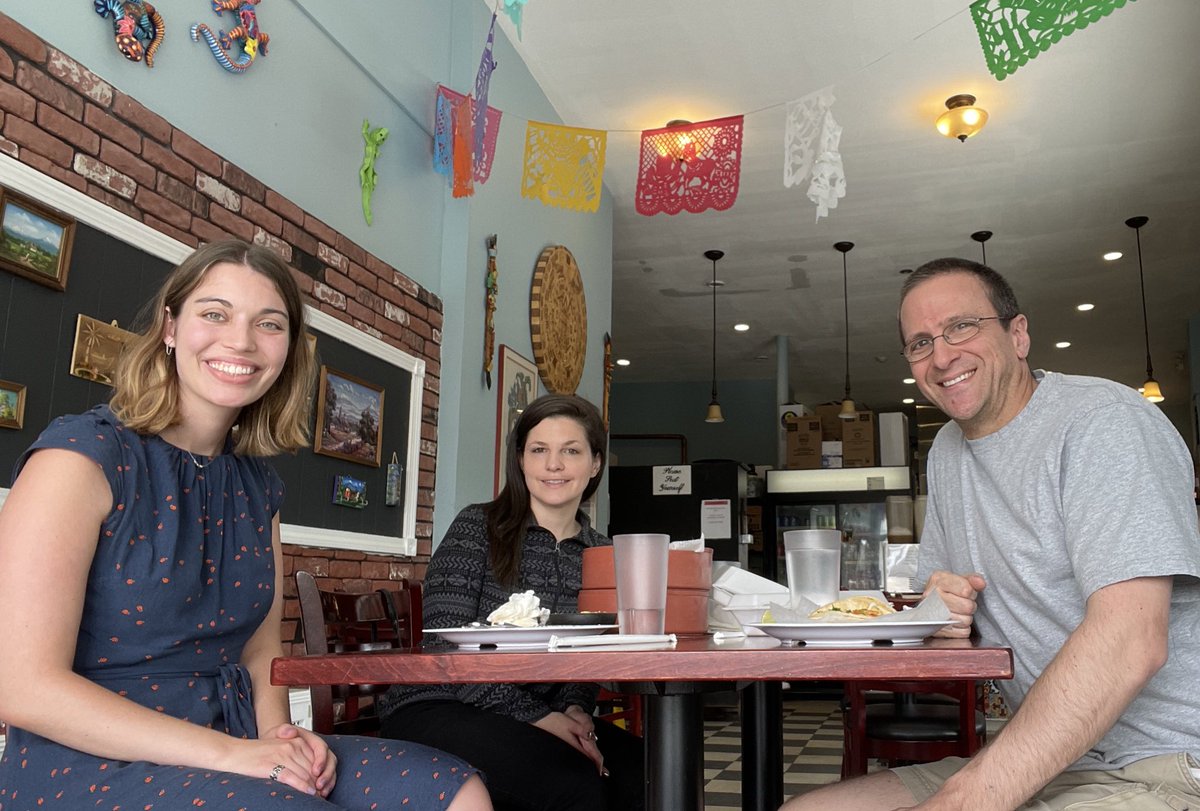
[
  {"left": 611, "top": 533, "right": 670, "bottom": 634},
  {"left": 783, "top": 529, "right": 842, "bottom": 607}
]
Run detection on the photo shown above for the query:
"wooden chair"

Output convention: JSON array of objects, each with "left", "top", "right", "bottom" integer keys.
[
  {"left": 594, "top": 687, "right": 643, "bottom": 737},
  {"left": 840, "top": 679, "right": 986, "bottom": 778},
  {"left": 294, "top": 571, "right": 423, "bottom": 735}
]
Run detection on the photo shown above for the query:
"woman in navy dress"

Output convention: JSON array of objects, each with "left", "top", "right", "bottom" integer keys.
[{"left": 0, "top": 240, "right": 491, "bottom": 810}]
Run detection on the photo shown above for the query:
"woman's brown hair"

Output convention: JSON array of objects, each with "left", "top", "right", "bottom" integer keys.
[
  {"left": 485, "top": 394, "right": 607, "bottom": 587},
  {"left": 110, "top": 239, "right": 316, "bottom": 456}
]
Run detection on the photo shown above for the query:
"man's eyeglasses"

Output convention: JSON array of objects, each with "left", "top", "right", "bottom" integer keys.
[{"left": 901, "top": 316, "right": 1014, "bottom": 362}]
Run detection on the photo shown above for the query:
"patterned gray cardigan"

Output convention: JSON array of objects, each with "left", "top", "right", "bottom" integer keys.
[{"left": 378, "top": 504, "right": 609, "bottom": 723}]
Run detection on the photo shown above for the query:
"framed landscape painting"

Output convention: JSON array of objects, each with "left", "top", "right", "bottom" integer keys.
[
  {"left": 0, "top": 379, "right": 25, "bottom": 429},
  {"left": 0, "top": 188, "right": 76, "bottom": 291},
  {"left": 313, "top": 366, "right": 385, "bottom": 466}
]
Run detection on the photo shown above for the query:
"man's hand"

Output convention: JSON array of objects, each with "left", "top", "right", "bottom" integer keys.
[{"left": 925, "top": 570, "right": 986, "bottom": 638}]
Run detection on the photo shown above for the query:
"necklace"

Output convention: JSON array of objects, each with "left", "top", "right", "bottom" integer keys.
[{"left": 186, "top": 450, "right": 214, "bottom": 469}]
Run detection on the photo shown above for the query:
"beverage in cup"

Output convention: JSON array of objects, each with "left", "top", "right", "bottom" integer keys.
[{"left": 611, "top": 533, "right": 669, "bottom": 634}]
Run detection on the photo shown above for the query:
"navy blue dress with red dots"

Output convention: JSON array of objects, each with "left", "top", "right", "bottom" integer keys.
[{"left": 0, "top": 406, "right": 476, "bottom": 810}]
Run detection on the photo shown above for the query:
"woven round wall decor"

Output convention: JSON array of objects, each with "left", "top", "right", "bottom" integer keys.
[{"left": 530, "top": 245, "right": 587, "bottom": 394}]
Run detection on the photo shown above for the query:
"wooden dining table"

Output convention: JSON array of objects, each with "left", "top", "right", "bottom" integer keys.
[{"left": 272, "top": 635, "right": 1012, "bottom": 811}]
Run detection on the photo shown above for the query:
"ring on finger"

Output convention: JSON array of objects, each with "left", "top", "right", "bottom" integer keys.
[
  {"left": 269, "top": 764, "right": 285, "bottom": 782},
  {"left": 587, "top": 731, "right": 597, "bottom": 741}
]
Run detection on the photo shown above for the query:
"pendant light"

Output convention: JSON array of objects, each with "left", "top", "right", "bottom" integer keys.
[
  {"left": 834, "top": 241, "right": 857, "bottom": 420},
  {"left": 704, "top": 249, "right": 726, "bottom": 423},
  {"left": 971, "top": 230, "right": 993, "bottom": 264},
  {"left": 1126, "top": 216, "right": 1164, "bottom": 403}
]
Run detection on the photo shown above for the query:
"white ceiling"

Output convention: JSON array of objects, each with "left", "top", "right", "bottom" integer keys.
[{"left": 491, "top": 1, "right": 1200, "bottom": 431}]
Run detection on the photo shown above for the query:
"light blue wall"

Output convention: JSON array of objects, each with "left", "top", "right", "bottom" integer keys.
[
  {"left": 610, "top": 379, "right": 776, "bottom": 467},
  {"left": 8, "top": 1, "right": 613, "bottom": 540}
]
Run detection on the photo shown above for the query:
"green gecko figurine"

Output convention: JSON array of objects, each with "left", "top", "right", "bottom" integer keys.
[{"left": 360, "top": 119, "right": 389, "bottom": 225}]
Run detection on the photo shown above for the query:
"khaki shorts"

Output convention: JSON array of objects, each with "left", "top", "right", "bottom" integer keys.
[{"left": 894, "top": 753, "right": 1200, "bottom": 810}]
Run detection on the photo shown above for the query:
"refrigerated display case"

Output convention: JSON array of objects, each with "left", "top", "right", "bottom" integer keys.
[{"left": 759, "top": 466, "right": 911, "bottom": 582}]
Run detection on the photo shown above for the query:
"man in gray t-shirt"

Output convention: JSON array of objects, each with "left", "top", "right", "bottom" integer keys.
[{"left": 784, "top": 259, "right": 1200, "bottom": 811}]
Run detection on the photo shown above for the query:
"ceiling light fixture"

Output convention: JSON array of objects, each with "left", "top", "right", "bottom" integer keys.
[
  {"left": 1104, "top": 251, "right": 1123, "bottom": 261},
  {"left": 733, "top": 323, "right": 750, "bottom": 332},
  {"left": 902, "top": 398, "right": 915, "bottom": 405},
  {"left": 704, "top": 249, "right": 726, "bottom": 423},
  {"left": 936, "top": 94, "right": 989, "bottom": 142},
  {"left": 903, "top": 378, "right": 915, "bottom": 385},
  {"left": 834, "top": 241, "right": 857, "bottom": 420},
  {"left": 1055, "top": 341, "right": 1071, "bottom": 349},
  {"left": 971, "top": 230, "right": 993, "bottom": 264},
  {"left": 659, "top": 119, "right": 695, "bottom": 163},
  {"left": 1076, "top": 303, "right": 1094, "bottom": 312},
  {"left": 616, "top": 358, "right": 631, "bottom": 367},
  {"left": 1126, "top": 216, "right": 1163, "bottom": 403}
]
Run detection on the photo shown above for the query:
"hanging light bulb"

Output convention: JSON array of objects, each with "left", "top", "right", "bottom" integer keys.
[
  {"left": 971, "top": 230, "right": 993, "bottom": 265},
  {"left": 1126, "top": 216, "right": 1163, "bottom": 403},
  {"left": 704, "top": 249, "right": 726, "bottom": 423},
  {"left": 834, "top": 241, "right": 857, "bottom": 420}
]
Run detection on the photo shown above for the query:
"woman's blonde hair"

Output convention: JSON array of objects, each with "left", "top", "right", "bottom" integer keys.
[{"left": 110, "top": 240, "right": 316, "bottom": 456}]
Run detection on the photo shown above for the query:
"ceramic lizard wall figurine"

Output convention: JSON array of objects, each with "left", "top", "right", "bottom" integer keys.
[
  {"left": 190, "top": 0, "right": 269, "bottom": 74},
  {"left": 94, "top": 1, "right": 166, "bottom": 68},
  {"left": 359, "top": 120, "right": 389, "bottom": 226}
]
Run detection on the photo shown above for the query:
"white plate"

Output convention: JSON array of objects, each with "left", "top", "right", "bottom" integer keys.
[
  {"left": 747, "top": 620, "right": 954, "bottom": 647},
  {"left": 433, "top": 625, "right": 619, "bottom": 649}
]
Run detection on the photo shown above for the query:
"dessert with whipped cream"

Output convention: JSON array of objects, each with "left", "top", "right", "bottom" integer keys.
[{"left": 486, "top": 590, "right": 550, "bottom": 627}]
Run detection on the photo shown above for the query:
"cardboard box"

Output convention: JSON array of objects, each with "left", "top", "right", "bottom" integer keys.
[
  {"left": 813, "top": 403, "right": 844, "bottom": 441},
  {"left": 784, "top": 416, "right": 822, "bottom": 469},
  {"left": 842, "top": 411, "right": 876, "bottom": 467}
]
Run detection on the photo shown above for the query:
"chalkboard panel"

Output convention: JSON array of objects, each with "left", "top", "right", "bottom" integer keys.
[{"left": 1, "top": 220, "right": 414, "bottom": 541}]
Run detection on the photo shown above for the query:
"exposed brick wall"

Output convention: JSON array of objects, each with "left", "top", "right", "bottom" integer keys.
[{"left": 0, "top": 14, "right": 442, "bottom": 655}]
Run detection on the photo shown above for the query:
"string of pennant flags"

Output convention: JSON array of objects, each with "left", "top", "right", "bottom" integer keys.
[{"left": 430, "top": 0, "right": 1133, "bottom": 219}]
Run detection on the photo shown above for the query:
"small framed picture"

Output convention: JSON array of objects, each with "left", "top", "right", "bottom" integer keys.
[
  {"left": 313, "top": 366, "right": 385, "bottom": 467},
  {"left": 333, "top": 474, "right": 368, "bottom": 508},
  {"left": 0, "top": 379, "right": 26, "bottom": 429},
  {"left": 494, "top": 345, "right": 541, "bottom": 496},
  {"left": 70, "top": 315, "right": 135, "bottom": 386},
  {"left": 0, "top": 187, "right": 76, "bottom": 291}
]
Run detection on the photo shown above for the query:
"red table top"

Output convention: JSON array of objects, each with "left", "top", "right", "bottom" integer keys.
[{"left": 272, "top": 636, "right": 1012, "bottom": 688}]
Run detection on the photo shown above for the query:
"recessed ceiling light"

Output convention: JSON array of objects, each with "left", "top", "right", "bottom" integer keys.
[
  {"left": 733, "top": 323, "right": 750, "bottom": 332},
  {"left": 899, "top": 268, "right": 913, "bottom": 275},
  {"left": 903, "top": 378, "right": 915, "bottom": 385},
  {"left": 1076, "top": 303, "right": 1094, "bottom": 311},
  {"left": 754, "top": 354, "right": 769, "bottom": 360},
  {"left": 615, "top": 358, "right": 631, "bottom": 367},
  {"left": 1103, "top": 251, "right": 1122, "bottom": 261},
  {"left": 1055, "top": 341, "right": 1071, "bottom": 349},
  {"left": 902, "top": 398, "right": 915, "bottom": 404}
]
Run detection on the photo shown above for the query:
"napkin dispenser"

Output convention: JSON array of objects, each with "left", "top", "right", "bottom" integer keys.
[{"left": 579, "top": 546, "right": 713, "bottom": 636}]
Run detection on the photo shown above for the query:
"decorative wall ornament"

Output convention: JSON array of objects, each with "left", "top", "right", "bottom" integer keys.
[
  {"left": 358, "top": 120, "right": 388, "bottom": 226},
  {"left": 94, "top": 0, "right": 166, "bottom": 67},
  {"left": 0, "top": 378, "right": 26, "bottom": 430},
  {"left": 529, "top": 245, "right": 587, "bottom": 394},
  {"left": 313, "top": 366, "right": 385, "bottom": 467},
  {"left": 521, "top": 122, "right": 607, "bottom": 213},
  {"left": 473, "top": 12, "right": 499, "bottom": 162},
  {"left": 635, "top": 116, "right": 744, "bottom": 216},
  {"left": 452, "top": 89, "right": 475, "bottom": 198},
  {"left": 783, "top": 89, "right": 845, "bottom": 221},
  {"left": 70, "top": 315, "right": 133, "bottom": 385},
  {"left": 384, "top": 452, "right": 402, "bottom": 507},
  {"left": 495, "top": 345, "right": 540, "bottom": 496},
  {"left": 602, "top": 332, "right": 613, "bottom": 431},
  {"left": 501, "top": 0, "right": 529, "bottom": 40},
  {"left": 0, "top": 187, "right": 76, "bottom": 291},
  {"left": 969, "top": 0, "right": 1134, "bottom": 81},
  {"left": 483, "top": 234, "right": 498, "bottom": 388},
  {"left": 190, "top": 0, "right": 269, "bottom": 74},
  {"left": 433, "top": 85, "right": 502, "bottom": 184}
]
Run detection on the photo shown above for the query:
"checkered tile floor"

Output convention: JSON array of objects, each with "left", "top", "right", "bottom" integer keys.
[{"left": 703, "top": 699, "right": 844, "bottom": 810}]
